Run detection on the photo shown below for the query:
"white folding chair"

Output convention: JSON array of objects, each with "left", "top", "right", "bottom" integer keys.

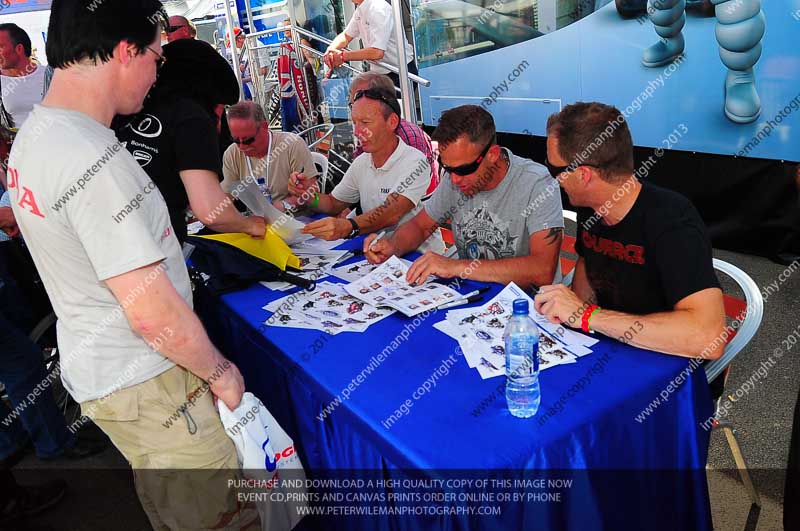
[
  {"left": 705, "top": 258, "right": 764, "bottom": 507},
  {"left": 296, "top": 123, "right": 335, "bottom": 151},
  {"left": 561, "top": 209, "right": 578, "bottom": 286},
  {"left": 311, "top": 152, "right": 330, "bottom": 194}
]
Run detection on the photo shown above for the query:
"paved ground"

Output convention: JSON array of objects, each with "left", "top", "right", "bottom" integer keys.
[{"left": 7, "top": 242, "right": 798, "bottom": 530}]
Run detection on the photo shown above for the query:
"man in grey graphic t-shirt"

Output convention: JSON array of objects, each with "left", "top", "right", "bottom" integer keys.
[{"left": 365, "top": 105, "right": 563, "bottom": 289}]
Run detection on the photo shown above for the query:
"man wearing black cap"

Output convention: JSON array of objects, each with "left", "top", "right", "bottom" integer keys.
[
  {"left": 288, "top": 86, "right": 440, "bottom": 252},
  {"left": 115, "top": 39, "right": 265, "bottom": 244}
]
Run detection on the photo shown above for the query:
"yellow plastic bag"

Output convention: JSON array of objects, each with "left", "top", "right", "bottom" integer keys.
[{"left": 198, "top": 229, "right": 300, "bottom": 270}]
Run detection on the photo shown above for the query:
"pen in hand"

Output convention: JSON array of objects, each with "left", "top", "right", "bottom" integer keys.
[{"left": 367, "top": 231, "right": 386, "bottom": 252}]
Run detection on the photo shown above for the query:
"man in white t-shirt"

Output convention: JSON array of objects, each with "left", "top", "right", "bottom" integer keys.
[
  {"left": 288, "top": 85, "right": 443, "bottom": 252},
  {"left": 7, "top": 2, "right": 257, "bottom": 529},
  {"left": 323, "top": 0, "right": 416, "bottom": 87},
  {"left": 0, "top": 24, "right": 49, "bottom": 129}
]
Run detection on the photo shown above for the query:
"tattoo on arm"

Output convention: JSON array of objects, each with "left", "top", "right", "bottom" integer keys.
[{"left": 544, "top": 227, "right": 564, "bottom": 245}]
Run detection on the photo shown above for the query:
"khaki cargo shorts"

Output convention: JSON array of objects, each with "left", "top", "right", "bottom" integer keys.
[{"left": 81, "top": 365, "right": 259, "bottom": 531}]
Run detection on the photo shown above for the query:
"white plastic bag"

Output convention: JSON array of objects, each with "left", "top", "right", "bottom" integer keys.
[{"left": 218, "top": 392, "right": 307, "bottom": 531}]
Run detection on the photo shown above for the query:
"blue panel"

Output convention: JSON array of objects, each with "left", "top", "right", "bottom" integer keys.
[
  {"left": 429, "top": 96, "right": 561, "bottom": 135},
  {"left": 418, "top": 1, "right": 800, "bottom": 161},
  {"left": 0, "top": 0, "right": 51, "bottom": 14},
  {"left": 321, "top": 78, "right": 352, "bottom": 121}
]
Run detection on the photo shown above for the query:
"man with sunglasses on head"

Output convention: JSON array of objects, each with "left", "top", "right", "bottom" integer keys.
[
  {"left": 165, "top": 15, "right": 196, "bottom": 43},
  {"left": 289, "top": 86, "right": 443, "bottom": 251},
  {"left": 534, "top": 102, "right": 726, "bottom": 359},
  {"left": 7, "top": 1, "right": 258, "bottom": 528},
  {"left": 222, "top": 100, "right": 318, "bottom": 213},
  {"left": 365, "top": 105, "right": 564, "bottom": 289},
  {"left": 349, "top": 72, "right": 438, "bottom": 193}
]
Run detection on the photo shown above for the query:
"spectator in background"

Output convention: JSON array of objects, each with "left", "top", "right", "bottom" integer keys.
[
  {"left": 233, "top": 27, "right": 256, "bottom": 100},
  {"left": 166, "top": 15, "right": 196, "bottom": 43},
  {"left": 350, "top": 72, "right": 438, "bottom": 194},
  {"left": 323, "top": 0, "right": 416, "bottom": 87},
  {"left": 222, "top": 101, "right": 318, "bottom": 213},
  {"left": 0, "top": 23, "right": 53, "bottom": 167},
  {"left": 8, "top": 1, "right": 257, "bottom": 528},
  {"left": 115, "top": 39, "right": 265, "bottom": 244}
]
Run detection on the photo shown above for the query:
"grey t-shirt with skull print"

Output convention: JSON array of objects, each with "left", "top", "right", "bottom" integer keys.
[{"left": 424, "top": 148, "right": 563, "bottom": 264}]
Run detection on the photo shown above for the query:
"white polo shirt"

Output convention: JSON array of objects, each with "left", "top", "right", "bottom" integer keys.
[
  {"left": 1, "top": 65, "right": 46, "bottom": 128},
  {"left": 344, "top": 0, "right": 415, "bottom": 75},
  {"left": 332, "top": 138, "right": 444, "bottom": 253}
]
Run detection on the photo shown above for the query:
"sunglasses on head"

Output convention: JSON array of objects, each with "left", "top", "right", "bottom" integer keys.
[
  {"left": 544, "top": 158, "right": 601, "bottom": 178},
  {"left": 438, "top": 140, "right": 493, "bottom": 177},
  {"left": 350, "top": 89, "right": 401, "bottom": 118},
  {"left": 234, "top": 123, "right": 261, "bottom": 146}
]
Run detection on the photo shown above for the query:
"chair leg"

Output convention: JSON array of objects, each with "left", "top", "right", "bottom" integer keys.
[{"left": 715, "top": 420, "right": 761, "bottom": 507}]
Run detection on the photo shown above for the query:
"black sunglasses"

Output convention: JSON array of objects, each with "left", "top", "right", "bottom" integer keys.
[
  {"left": 146, "top": 46, "right": 166, "bottom": 70},
  {"left": 167, "top": 25, "right": 187, "bottom": 33},
  {"left": 234, "top": 123, "right": 261, "bottom": 146},
  {"left": 350, "top": 89, "right": 401, "bottom": 118},
  {"left": 438, "top": 141, "right": 493, "bottom": 177},
  {"left": 545, "top": 158, "right": 601, "bottom": 178}
]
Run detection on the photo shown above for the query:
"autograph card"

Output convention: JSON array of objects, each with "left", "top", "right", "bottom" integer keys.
[
  {"left": 264, "top": 281, "right": 395, "bottom": 333},
  {"left": 344, "top": 256, "right": 461, "bottom": 317},
  {"left": 330, "top": 258, "right": 413, "bottom": 283}
]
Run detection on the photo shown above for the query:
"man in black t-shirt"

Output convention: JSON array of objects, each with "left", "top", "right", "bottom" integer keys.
[
  {"left": 534, "top": 102, "right": 726, "bottom": 359},
  {"left": 115, "top": 39, "right": 264, "bottom": 243}
]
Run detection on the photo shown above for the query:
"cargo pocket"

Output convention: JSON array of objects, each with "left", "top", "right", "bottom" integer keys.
[{"left": 81, "top": 386, "right": 140, "bottom": 422}]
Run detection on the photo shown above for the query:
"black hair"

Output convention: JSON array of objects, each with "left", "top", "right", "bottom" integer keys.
[
  {"left": 46, "top": 0, "right": 167, "bottom": 69},
  {"left": 0, "top": 23, "right": 32, "bottom": 57},
  {"left": 432, "top": 105, "right": 496, "bottom": 150},
  {"left": 146, "top": 39, "right": 239, "bottom": 118}
]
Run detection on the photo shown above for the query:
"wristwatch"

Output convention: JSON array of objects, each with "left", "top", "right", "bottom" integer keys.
[{"left": 346, "top": 218, "right": 360, "bottom": 239}]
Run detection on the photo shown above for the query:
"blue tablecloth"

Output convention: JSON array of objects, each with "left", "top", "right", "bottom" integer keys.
[{"left": 195, "top": 238, "right": 713, "bottom": 530}]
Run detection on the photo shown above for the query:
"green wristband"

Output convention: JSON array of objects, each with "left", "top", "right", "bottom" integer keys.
[
  {"left": 309, "top": 193, "right": 320, "bottom": 209},
  {"left": 587, "top": 307, "right": 601, "bottom": 331}
]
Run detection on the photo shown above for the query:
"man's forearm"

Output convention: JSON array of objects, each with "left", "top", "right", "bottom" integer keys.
[
  {"left": 135, "top": 310, "right": 228, "bottom": 383},
  {"left": 343, "top": 48, "right": 384, "bottom": 62},
  {"left": 387, "top": 219, "right": 428, "bottom": 256},
  {"left": 327, "top": 33, "right": 349, "bottom": 51},
  {"left": 201, "top": 196, "right": 257, "bottom": 234},
  {"left": 589, "top": 309, "right": 715, "bottom": 359},
  {"left": 353, "top": 207, "right": 402, "bottom": 235},
  {"left": 457, "top": 256, "right": 555, "bottom": 288},
  {"left": 309, "top": 193, "right": 345, "bottom": 216}
]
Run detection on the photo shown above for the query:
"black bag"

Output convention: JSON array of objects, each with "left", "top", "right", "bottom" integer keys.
[{"left": 186, "top": 236, "right": 315, "bottom": 295}]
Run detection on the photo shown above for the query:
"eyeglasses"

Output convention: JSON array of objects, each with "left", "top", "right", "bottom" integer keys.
[
  {"left": 146, "top": 46, "right": 167, "bottom": 70},
  {"left": 167, "top": 25, "right": 187, "bottom": 33},
  {"left": 350, "top": 89, "right": 401, "bottom": 118},
  {"left": 545, "top": 158, "right": 601, "bottom": 179},
  {"left": 438, "top": 141, "right": 493, "bottom": 177},
  {"left": 234, "top": 123, "right": 261, "bottom": 146}
]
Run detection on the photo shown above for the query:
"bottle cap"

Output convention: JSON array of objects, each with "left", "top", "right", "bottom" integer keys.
[{"left": 512, "top": 299, "right": 528, "bottom": 315}]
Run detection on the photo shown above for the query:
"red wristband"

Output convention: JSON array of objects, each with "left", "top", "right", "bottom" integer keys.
[{"left": 581, "top": 305, "right": 600, "bottom": 333}]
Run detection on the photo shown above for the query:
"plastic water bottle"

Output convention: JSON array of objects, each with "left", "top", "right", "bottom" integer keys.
[
  {"left": 256, "top": 177, "right": 272, "bottom": 204},
  {"left": 504, "top": 299, "right": 540, "bottom": 418}
]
